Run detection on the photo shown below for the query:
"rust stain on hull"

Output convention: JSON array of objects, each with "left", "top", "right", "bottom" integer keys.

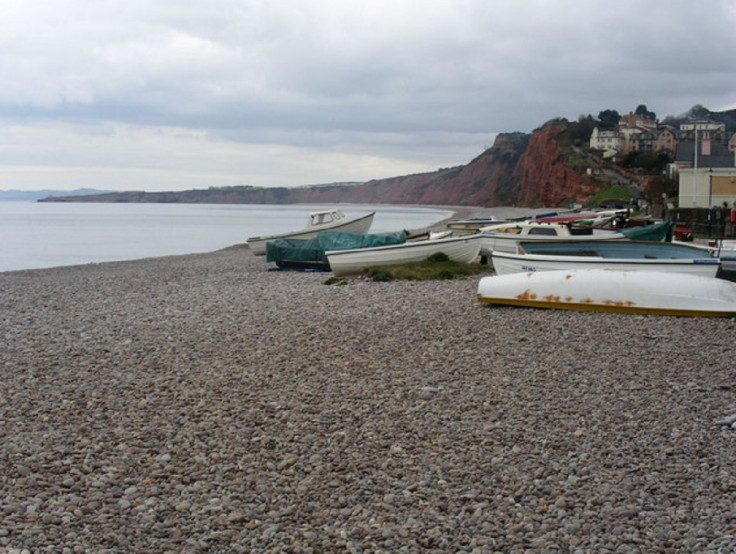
[
  {"left": 603, "top": 300, "right": 637, "bottom": 307},
  {"left": 516, "top": 289, "right": 537, "bottom": 301},
  {"left": 510, "top": 285, "right": 638, "bottom": 309}
]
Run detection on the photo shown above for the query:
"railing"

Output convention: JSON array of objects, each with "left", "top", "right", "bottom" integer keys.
[{"left": 674, "top": 208, "right": 736, "bottom": 239}]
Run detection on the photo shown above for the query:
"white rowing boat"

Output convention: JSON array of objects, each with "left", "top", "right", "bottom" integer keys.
[
  {"left": 326, "top": 234, "right": 482, "bottom": 276},
  {"left": 477, "top": 269, "right": 736, "bottom": 317}
]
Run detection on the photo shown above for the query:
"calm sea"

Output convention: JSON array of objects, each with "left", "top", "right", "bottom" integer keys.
[{"left": 0, "top": 202, "right": 453, "bottom": 272}]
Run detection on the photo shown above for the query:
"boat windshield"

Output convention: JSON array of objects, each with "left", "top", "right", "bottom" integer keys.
[
  {"left": 527, "top": 227, "right": 559, "bottom": 236},
  {"left": 310, "top": 210, "right": 344, "bottom": 226}
]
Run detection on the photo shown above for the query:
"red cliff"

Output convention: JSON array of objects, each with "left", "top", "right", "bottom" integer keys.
[
  {"left": 513, "top": 123, "right": 600, "bottom": 207},
  {"left": 336, "top": 122, "right": 601, "bottom": 207}
]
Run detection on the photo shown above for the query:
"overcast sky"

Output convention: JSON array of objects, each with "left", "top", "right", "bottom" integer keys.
[{"left": 1, "top": 0, "right": 735, "bottom": 192}]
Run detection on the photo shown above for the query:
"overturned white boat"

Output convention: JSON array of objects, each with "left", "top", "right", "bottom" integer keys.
[
  {"left": 247, "top": 209, "right": 375, "bottom": 255},
  {"left": 477, "top": 269, "right": 736, "bottom": 318},
  {"left": 326, "top": 234, "right": 482, "bottom": 276}
]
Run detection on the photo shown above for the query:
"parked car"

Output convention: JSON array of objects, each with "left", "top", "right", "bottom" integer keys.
[{"left": 674, "top": 223, "right": 693, "bottom": 241}]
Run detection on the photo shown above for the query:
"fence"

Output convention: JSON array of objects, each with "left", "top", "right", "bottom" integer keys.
[{"left": 673, "top": 208, "right": 736, "bottom": 239}]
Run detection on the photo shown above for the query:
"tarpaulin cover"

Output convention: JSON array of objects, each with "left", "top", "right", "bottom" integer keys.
[
  {"left": 266, "top": 231, "right": 408, "bottom": 264},
  {"left": 620, "top": 221, "right": 674, "bottom": 242}
]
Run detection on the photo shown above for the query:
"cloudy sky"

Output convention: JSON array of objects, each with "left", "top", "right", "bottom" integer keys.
[{"left": 1, "top": 0, "right": 735, "bottom": 192}]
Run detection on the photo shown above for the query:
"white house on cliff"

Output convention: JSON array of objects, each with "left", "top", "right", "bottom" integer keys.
[{"left": 589, "top": 112, "right": 658, "bottom": 158}]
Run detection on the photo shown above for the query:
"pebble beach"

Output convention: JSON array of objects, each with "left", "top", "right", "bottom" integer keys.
[{"left": 1, "top": 208, "right": 736, "bottom": 553}]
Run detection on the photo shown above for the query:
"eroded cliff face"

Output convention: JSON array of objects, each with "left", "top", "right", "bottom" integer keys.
[
  {"left": 284, "top": 130, "right": 533, "bottom": 207},
  {"left": 44, "top": 122, "right": 605, "bottom": 208},
  {"left": 343, "top": 123, "right": 598, "bottom": 207},
  {"left": 513, "top": 124, "right": 598, "bottom": 207}
]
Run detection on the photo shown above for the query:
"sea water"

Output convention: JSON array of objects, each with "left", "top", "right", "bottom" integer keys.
[{"left": 0, "top": 202, "right": 453, "bottom": 272}]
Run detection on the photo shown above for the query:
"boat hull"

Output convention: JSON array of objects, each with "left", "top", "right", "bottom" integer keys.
[
  {"left": 492, "top": 240, "right": 720, "bottom": 278},
  {"left": 709, "top": 241, "right": 736, "bottom": 272},
  {"left": 480, "top": 231, "right": 624, "bottom": 256},
  {"left": 477, "top": 269, "right": 736, "bottom": 317},
  {"left": 721, "top": 256, "right": 736, "bottom": 272},
  {"left": 247, "top": 212, "right": 375, "bottom": 255},
  {"left": 491, "top": 251, "right": 720, "bottom": 278},
  {"left": 326, "top": 235, "right": 482, "bottom": 276}
]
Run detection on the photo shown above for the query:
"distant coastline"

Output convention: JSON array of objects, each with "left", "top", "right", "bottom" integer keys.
[{"left": 0, "top": 189, "right": 118, "bottom": 202}]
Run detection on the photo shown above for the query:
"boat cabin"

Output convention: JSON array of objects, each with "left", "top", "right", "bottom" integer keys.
[
  {"left": 480, "top": 221, "right": 601, "bottom": 237},
  {"left": 309, "top": 210, "right": 346, "bottom": 227}
]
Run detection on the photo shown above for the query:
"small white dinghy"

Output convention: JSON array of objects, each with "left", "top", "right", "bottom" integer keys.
[
  {"left": 477, "top": 269, "right": 736, "bottom": 317},
  {"left": 326, "top": 234, "right": 482, "bottom": 276}
]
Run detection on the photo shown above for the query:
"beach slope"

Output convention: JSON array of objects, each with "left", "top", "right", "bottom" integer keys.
[{"left": 1, "top": 243, "right": 735, "bottom": 551}]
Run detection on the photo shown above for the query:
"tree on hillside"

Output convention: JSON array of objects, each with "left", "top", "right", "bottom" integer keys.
[
  {"left": 687, "top": 104, "right": 710, "bottom": 120},
  {"left": 621, "top": 151, "right": 671, "bottom": 172},
  {"left": 660, "top": 113, "right": 686, "bottom": 128},
  {"left": 597, "top": 109, "right": 620, "bottom": 130},
  {"left": 642, "top": 174, "right": 677, "bottom": 206},
  {"left": 571, "top": 115, "right": 597, "bottom": 142},
  {"left": 634, "top": 104, "right": 656, "bottom": 121}
]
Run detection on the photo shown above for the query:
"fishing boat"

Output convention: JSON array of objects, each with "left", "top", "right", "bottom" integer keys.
[
  {"left": 478, "top": 220, "right": 672, "bottom": 256},
  {"left": 477, "top": 269, "right": 736, "bottom": 318},
  {"left": 326, "top": 234, "right": 482, "bottom": 276},
  {"left": 479, "top": 221, "right": 620, "bottom": 257},
  {"left": 247, "top": 209, "right": 375, "bottom": 255},
  {"left": 491, "top": 240, "right": 720, "bottom": 278}
]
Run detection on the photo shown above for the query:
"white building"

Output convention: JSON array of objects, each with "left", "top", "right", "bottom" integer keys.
[
  {"left": 589, "top": 128, "right": 626, "bottom": 157},
  {"left": 678, "top": 167, "right": 736, "bottom": 208}
]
